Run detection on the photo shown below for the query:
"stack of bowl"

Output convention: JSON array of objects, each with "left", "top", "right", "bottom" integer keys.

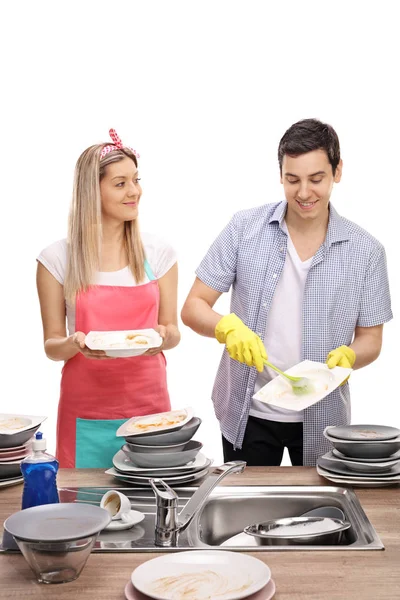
[
  {"left": 108, "top": 413, "right": 213, "bottom": 486},
  {"left": 317, "top": 424, "right": 400, "bottom": 487},
  {"left": 0, "top": 414, "right": 45, "bottom": 489}
]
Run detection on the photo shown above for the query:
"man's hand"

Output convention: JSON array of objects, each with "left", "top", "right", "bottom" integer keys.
[
  {"left": 326, "top": 345, "right": 356, "bottom": 385},
  {"left": 215, "top": 313, "right": 267, "bottom": 372}
]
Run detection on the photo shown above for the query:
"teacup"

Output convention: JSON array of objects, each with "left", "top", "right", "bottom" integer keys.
[{"left": 100, "top": 490, "right": 131, "bottom": 522}]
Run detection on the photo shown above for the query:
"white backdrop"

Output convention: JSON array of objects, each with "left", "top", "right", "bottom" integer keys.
[{"left": 0, "top": 1, "right": 398, "bottom": 465}]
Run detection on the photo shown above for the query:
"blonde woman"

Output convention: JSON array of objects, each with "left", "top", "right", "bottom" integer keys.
[{"left": 37, "top": 129, "right": 180, "bottom": 468}]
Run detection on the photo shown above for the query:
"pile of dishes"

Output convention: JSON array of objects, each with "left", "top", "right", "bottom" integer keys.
[
  {"left": 124, "top": 550, "right": 276, "bottom": 600},
  {"left": 0, "top": 414, "right": 46, "bottom": 489},
  {"left": 317, "top": 424, "right": 400, "bottom": 487},
  {"left": 107, "top": 408, "right": 213, "bottom": 486}
]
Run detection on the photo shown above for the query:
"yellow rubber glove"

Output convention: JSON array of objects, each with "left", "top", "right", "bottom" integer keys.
[
  {"left": 215, "top": 313, "right": 267, "bottom": 372},
  {"left": 326, "top": 345, "right": 356, "bottom": 385}
]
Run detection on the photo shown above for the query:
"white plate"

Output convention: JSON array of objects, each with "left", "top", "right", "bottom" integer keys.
[
  {"left": 253, "top": 360, "right": 352, "bottom": 411},
  {"left": 131, "top": 550, "right": 271, "bottom": 600},
  {"left": 0, "top": 414, "right": 47, "bottom": 435},
  {"left": 316, "top": 465, "right": 400, "bottom": 487},
  {"left": 116, "top": 408, "right": 194, "bottom": 438},
  {"left": 113, "top": 450, "right": 212, "bottom": 475},
  {"left": 103, "top": 509, "right": 145, "bottom": 531},
  {"left": 0, "top": 476, "right": 23, "bottom": 488},
  {"left": 86, "top": 329, "right": 162, "bottom": 357},
  {"left": 106, "top": 467, "right": 210, "bottom": 486}
]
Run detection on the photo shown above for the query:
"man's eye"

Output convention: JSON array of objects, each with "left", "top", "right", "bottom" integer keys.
[
  {"left": 287, "top": 179, "right": 298, "bottom": 185},
  {"left": 310, "top": 179, "right": 322, "bottom": 184}
]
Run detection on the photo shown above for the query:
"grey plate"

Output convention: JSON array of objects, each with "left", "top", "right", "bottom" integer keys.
[
  {"left": 118, "top": 440, "right": 203, "bottom": 469},
  {"left": 244, "top": 517, "right": 351, "bottom": 546},
  {"left": 107, "top": 466, "right": 209, "bottom": 486},
  {"left": 124, "top": 417, "right": 201, "bottom": 446},
  {"left": 0, "top": 461, "right": 23, "bottom": 478},
  {"left": 332, "top": 447, "right": 400, "bottom": 464},
  {"left": 4, "top": 502, "right": 111, "bottom": 542},
  {"left": 327, "top": 424, "right": 400, "bottom": 441},
  {"left": 114, "top": 456, "right": 212, "bottom": 478},
  {"left": 324, "top": 430, "right": 400, "bottom": 459},
  {"left": 318, "top": 456, "right": 400, "bottom": 478},
  {"left": 0, "top": 425, "right": 40, "bottom": 449},
  {"left": 325, "top": 451, "right": 400, "bottom": 473},
  {"left": 316, "top": 465, "right": 400, "bottom": 487}
]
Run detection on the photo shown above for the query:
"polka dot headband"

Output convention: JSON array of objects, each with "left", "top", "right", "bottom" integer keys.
[{"left": 100, "top": 129, "right": 140, "bottom": 160}]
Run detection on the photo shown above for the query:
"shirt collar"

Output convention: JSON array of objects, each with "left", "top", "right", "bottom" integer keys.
[{"left": 269, "top": 201, "right": 349, "bottom": 247}]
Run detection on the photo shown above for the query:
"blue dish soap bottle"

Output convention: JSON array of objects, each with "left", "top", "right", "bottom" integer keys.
[{"left": 20, "top": 432, "right": 60, "bottom": 509}]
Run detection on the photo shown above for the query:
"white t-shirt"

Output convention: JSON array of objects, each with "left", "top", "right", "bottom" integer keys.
[
  {"left": 37, "top": 232, "right": 177, "bottom": 335},
  {"left": 250, "top": 222, "right": 313, "bottom": 423}
]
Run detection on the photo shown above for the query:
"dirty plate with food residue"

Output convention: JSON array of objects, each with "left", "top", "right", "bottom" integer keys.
[
  {"left": 326, "top": 424, "right": 400, "bottom": 441},
  {"left": 253, "top": 360, "right": 352, "bottom": 412},
  {"left": 131, "top": 550, "right": 271, "bottom": 600},
  {"left": 85, "top": 329, "right": 163, "bottom": 357},
  {"left": 116, "top": 408, "right": 194, "bottom": 438}
]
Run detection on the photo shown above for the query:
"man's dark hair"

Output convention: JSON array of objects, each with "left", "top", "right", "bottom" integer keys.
[{"left": 278, "top": 118, "right": 341, "bottom": 175}]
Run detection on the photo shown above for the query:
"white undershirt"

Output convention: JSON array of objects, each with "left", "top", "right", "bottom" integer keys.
[
  {"left": 250, "top": 222, "right": 313, "bottom": 423},
  {"left": 37, "top": 232, "right": 177, "bottom": 335}
]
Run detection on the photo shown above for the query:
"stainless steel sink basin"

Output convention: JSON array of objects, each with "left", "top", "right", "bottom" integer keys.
[{"left": 42, "top": 485, "right": 383, "bottom": 552}]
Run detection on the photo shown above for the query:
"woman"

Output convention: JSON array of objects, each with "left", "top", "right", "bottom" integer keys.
[{"left": 37, "top": 129, "right": 180, "bottom": 468}]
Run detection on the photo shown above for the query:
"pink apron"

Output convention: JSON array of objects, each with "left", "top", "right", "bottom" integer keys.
[{"left": 57, "top": 261, "right": 170, "bottom": 468}]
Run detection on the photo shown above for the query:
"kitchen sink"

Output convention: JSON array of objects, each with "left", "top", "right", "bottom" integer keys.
[{"left": 49, "top": 485, "right": 384, "bottom": 552}]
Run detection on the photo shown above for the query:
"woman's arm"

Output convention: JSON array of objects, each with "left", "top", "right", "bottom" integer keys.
[
  {"left": 147, "top": 263, "right": 180, "bottom": 354},
  {"left": 36, "top": 262, "right": 79, "bottom": 361},
  {"left": 36, "top": 263, "right": 108, "bottom": 361}
]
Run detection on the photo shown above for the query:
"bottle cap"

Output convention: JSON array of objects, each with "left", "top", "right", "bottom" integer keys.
[{"left": 32, "top": 431, "right": 46, "bottom": 452}]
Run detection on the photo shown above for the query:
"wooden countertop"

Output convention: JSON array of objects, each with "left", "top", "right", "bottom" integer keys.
[{"left": 0, "top": 467, "right": 399, "bottom": 599}]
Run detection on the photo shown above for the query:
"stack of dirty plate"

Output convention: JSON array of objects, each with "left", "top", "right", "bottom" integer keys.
[
  {"left": 317, "top": 424, "right": 400, "bottom": 487},
  {"left": 106, "top": 408, "right": 213, "bottom": 486},
  {"left": 0, "top": 413, "right": 46, "bottom": 489}
]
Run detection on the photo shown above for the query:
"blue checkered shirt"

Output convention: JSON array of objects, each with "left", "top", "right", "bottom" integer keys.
[{"left": 196, "top": 201, "right": 393, "bottom": 466}]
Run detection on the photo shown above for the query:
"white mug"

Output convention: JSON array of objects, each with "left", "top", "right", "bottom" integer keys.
[{"left": 100, "top": 490, "right": 131, "bottom": 522}]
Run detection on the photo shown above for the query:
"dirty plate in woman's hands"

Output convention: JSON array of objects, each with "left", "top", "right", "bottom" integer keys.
[
  {"left": 116, "top": 408, "right": 194, "bottom": 438},
  {"left": 253, "top": 360, "right": 352, "bottom": 411},
  {"left": 85, "top": 329, "right": 163, "bottom": 357}
]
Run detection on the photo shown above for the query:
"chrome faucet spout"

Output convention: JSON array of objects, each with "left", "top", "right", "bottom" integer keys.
[{"left": 150, "top": 460, "right": 246, "bottom": 547}]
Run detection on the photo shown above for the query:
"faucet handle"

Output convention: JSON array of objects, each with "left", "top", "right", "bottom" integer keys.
[{"left": 149, "top": 478, "right": 178, "bottom": 507}]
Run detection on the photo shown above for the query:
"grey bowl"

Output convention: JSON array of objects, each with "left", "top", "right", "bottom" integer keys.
[
  {"left": 0, "top": 425, "right": 40, "bottom": 449},
  {"left": 124, "top": 417, "right": 201, "bottom": 446},
  {"left": 324, "top": 429, "right": 400, "bottom": 459},
  {"left": 244, "top": 517, "right": 351, "bottom": 546},
  {"left": 124, "top": 440, "right": 187, "bottom": 455},
  {"left": 124, "top": 440, "right": 203, "bottom": 468}
]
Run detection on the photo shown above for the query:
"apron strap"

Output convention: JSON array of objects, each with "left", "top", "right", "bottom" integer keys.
[{"left": 144, "top": 258, "right": 156, "bottom": 281}]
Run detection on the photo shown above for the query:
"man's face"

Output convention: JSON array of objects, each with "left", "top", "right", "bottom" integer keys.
[{"left": 281, "top": 149, "right": 342, "bottom": 220}]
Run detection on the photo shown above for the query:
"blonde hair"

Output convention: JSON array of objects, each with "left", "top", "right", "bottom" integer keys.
[{"left": 64, "top": 144, "right": 145, "bottom": 302}]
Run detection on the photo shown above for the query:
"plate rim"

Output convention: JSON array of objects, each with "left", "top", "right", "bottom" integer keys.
[
  {"left": 116, "top": 408, "right": 194, "bottom": 438},
  {"left": 326, "top": 424, "right": 400, "bottom": 441}
]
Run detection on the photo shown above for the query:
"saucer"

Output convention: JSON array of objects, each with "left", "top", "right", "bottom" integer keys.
[
  {"left": 124, "top": 579, "right": 276, "bottom": 599},
  {"left": 103, "top": 510, "right": 144, "bottom": 531}
]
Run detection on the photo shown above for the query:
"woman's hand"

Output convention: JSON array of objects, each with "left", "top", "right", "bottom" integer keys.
[
  {"left": 71, "top": 332, "right": 114, "bottom": 360},
  {"left": 145, "top": 324, "right": 181, "bottom": 355}
]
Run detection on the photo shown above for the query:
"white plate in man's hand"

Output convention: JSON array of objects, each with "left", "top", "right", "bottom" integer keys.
[{"left": 253, "top": 360, "right": 352, "bottom": 411}]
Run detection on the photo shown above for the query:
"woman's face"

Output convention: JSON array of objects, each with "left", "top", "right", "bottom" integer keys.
[{"left": 100, "top": 156, "right": 142, "bottom": 223}]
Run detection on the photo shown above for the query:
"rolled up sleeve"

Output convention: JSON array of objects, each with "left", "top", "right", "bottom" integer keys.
[
  {"left": 195, "top": 213, "right": 239, "bottom": 293},
  {"left": 357, "top": 244, "right": 393, "bottom": 327}
]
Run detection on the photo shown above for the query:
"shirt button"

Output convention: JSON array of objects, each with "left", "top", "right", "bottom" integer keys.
[
  {"left": 280, "top": 247, "right": 284, "bottom": 252},
  {"left": 273, "top": 273, "right": 278, "bottom": 278},
  {"left": 262, "top": 303, "right": 267, "bottom": 308}
]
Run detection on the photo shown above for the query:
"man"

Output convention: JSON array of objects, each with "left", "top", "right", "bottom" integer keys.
[{"left": 181, "top": 118, "right": 392, "bottom": 466}]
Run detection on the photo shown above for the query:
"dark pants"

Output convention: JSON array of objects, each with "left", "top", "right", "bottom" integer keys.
[{"left": 222, "top": 416, "right": 303, "bottom": 466}]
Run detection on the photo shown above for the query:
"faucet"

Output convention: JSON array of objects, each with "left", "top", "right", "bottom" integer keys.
[{"left": 149, "top": 460, "right": 246, "bottom": 547}]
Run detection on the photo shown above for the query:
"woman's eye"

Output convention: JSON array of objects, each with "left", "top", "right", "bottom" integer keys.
[
  {"left": 116, "top": 182, "right": 125, "bottom": 187},
  {"left": 135, "top": 178, "right": 141, "bottom": 184}
]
